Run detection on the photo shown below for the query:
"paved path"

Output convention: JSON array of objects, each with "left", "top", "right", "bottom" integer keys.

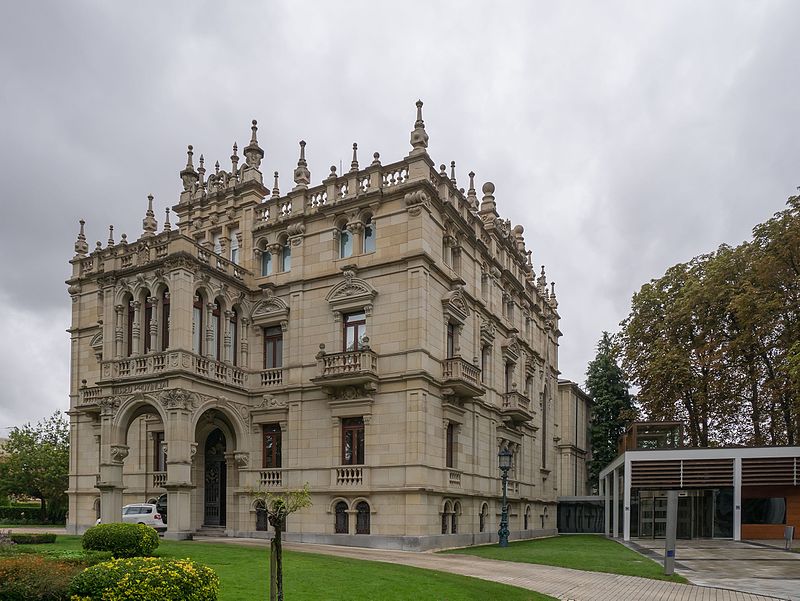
[{"left": 195, "top": 536, "right": 786, "bottom": 601}]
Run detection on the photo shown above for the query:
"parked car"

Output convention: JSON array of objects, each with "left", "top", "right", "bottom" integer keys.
[
  {"left": 122, "top": 503, "right": 166, "bottom": 532},
  {"left": 147, "top": 493, "right": 168, "bottom": 525}
]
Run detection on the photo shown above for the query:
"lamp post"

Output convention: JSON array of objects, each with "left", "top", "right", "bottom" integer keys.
[{"left": 498, "top": 447, "right": 512, "bottom": 547}]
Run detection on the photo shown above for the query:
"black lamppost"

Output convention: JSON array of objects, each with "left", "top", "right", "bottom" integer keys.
[{"left": 498, "top": 447, "right": 512, "bottom": 547}]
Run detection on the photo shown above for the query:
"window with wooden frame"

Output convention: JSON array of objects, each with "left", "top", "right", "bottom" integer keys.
[
  {"left": 262, "top": 424, "right": 282, "bottom": 469},
  {"left": 343, "top": 311, "right": 367, "bottom": 352},
  {"left": 339, "top": 223, "right": 353, "bottom": 258},
  {"left": 229, "top": 308, "right": 238, "bottom": 366},
  {"left": 362, "top": 217, "right": 376, "bottom": 253},
  {"left": 341, "top": 417, "right": 365, "bottom": 465},
  {"left": 446, "top": 323, "right": 456, "bottom": 359},
  {"left": 192, "top": 294, "right": 204, "bottom": 354},
  {"left": 261, "top": 250, "right": 273, "bottom": 276},
  {"left": 161, "top": 289, "right": 170, "bottom": 351},
  {"left": 263, "top": 326, "right": 283, "bottom": 369},
  {"left": 211, "top": 300, "right": 222, "bottom": 360},
  {"left": 281, "top": 240, "right": 291, "bottom": 272},
  {"left": 153, "top": 431, "right": 166, "bottom": 472},
  {"left": 143, "top": 292, "right": 153, "bottom": 353},
  {"left": 229, "top": 228, "right": 240, "bottom": 264},
  {"left": 445, "top": 422, "right": 455, "bottom": 468}
]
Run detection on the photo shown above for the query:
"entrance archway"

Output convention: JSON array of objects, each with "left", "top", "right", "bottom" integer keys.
[{"left": 203, "top": 428, "right": 227, "bottom": 526}]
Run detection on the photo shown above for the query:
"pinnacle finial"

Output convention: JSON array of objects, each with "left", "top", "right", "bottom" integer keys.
[
  {"left": 180, "top": 145, "right": 199, "bottom": 191},
  {"left": 215, "top": 160, "right": 220, "bottom": 175},
  {"left": 164, "top": 207, "right": 171, "bottom": 232},
  {"left": 272, "top": 171, "right": 280, "bottom": 198},
  {"left": 231, "top": 142, "right": 239, "bottom": 174},
  {"left": 107, "top": 225, "right": 115, "bottom": 247},
  {"left": 408, "top": 99, "right": 429, "bottom": 156},
  {"left": 185, "top": 145, "right": 194, "bottom": 168},
  {"left": 293, "top": 140, "right": 310, "bottom": 188},
  {"left": 480, "top": 181, "right": 497, "bottom": 215},
  {"left": 450, "top": 161, "right": 457, "bottom": 185},
  {"left": 74, "top": 219, "right": 89, "bottom": 256},
  {"left": 468, "top": 171, "right": 475, "bottom": 193},
  {"left": 350, "top": 143, "right": 359, "bottom": 172},
  {"left": 244, "top": 119, "right": 264, "bottom": 169},
  {"left": 371, "top": 152, "right": 381, "bottom": 167},
  {"left": 142, "top": 193, "right": 157, "bottom": 237},
  {"left": 197, "top": 154, "right": 206, "bottom": 184}
]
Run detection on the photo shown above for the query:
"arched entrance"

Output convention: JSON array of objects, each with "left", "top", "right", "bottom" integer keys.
[{"left": 203, "top": 428, "right": 227, "bottom": 526}]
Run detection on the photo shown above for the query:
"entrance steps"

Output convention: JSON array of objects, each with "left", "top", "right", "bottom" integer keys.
[{"left": 194, "top": 526, "right": 226, "bottom": 538}]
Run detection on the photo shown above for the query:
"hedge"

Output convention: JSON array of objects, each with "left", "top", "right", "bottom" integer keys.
[
  {"left": 0, "top": 554, "right": 82, "bottom": 601},
  {"left": 10, "top": 532, "right": 57, "bottom": 544},
  {"left": 0, "top": 507, "right": 37, "bottom": 521},
  {"left": 82, "top": 523, "right": 159, "bottom": 558},
  {"left": 70, "top": 557, "right": 219, "bottom": 601}
]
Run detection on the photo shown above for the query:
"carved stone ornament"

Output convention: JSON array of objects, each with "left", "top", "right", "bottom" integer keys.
[
  {"left": 404, "top": 190, "right": 429, "bottom": 216},
  {"left": 329, "top": 383, "right": 376, "bottom": 402},
  {"left": 326, "top": 272, "right": 378, "bottom": 309},
  {"left": 480, "top": 319, "right": 496, "bottom": 343},
  {"left": 98, "top": 397, "right": 120, "bottom": 415},
  {"left": 234, "top": 451, "right": 249, "bottom": 468},
  {"left": 442, "top": 285, "right": 469, "bottom": 323},
  {"left": 110, "top": 444, "right": 129, "bottom": 464},
  {"left": 251, "top": 295, "right": 289, "bottom": 324},
  {"left": 258, "top": 394, "right": 288, "bottom": 409},
  {"left": 159, "top": 388, "right": 197, "bottom": 411}
]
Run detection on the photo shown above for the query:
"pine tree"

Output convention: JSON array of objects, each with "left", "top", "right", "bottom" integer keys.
[{"left": 586, "top": 332, "right": 637, "bottom": 490}]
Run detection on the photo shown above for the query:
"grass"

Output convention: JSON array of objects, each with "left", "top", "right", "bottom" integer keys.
[
  {"left": 441, "top": 534, "right": 688, "bottom": 583},
  {"left": 27, "top": 536, "right": 554, "bottom": 600}
]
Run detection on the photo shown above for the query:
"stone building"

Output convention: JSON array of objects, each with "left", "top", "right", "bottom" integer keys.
[{"left": 66, "top": 102, "right": 588, "bottom": 549}]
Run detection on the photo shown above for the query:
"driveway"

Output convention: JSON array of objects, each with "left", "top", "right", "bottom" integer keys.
[{"left": 627, "top": 539, "right": 800, "bottom": 601}]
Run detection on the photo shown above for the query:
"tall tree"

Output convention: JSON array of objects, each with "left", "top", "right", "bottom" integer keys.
[
  {"left": 586, "top": 332, "right": 637, "bottom": 489},
  {"left": 0, "top": 412, "right": 69, "bottom": 522}
]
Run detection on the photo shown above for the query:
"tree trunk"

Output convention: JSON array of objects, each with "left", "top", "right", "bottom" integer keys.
[
  {"left": 274, "top": 523, "right": 284, "bottom": 601},
  {"left": 40, "top": 497, "right": 47, "bottom": 523},
  {"left": 269, "top": 537, "right": 277, "bottom": 601}
]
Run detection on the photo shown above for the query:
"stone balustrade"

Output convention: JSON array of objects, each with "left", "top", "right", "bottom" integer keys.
[
  {"left": 260, "top": 368, "right": 283, "bottom": 387},
  {"left": 335, "top": 466, "right": 364, "bottom": 486},
  {"left": 501, "top": 391, "right": 534, "bottom": 423},
  {"left": 448, "top": 470, "right": 462, "bottom": 488},
  {"left": 259, "top": 469, "right": 283, "bottom": 487},
  {"left": 316, "top": 349, "right": 378, "bottom": 381},
  {"left": 441, "top": 356, "right": 483, "bottom": 397},
  {"left": 152, "top": 471, "right": 166, "bottom": 488}
]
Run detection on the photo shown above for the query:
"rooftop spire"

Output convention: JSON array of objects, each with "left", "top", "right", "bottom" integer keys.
[
  {"left": 467, "top": 171, "right": 478, "bottom": 208},
  {"left": 450, "top": 161, "right": 457, "bottom": 185},
  {"left": 179, "top": 145, "right": 199, "bottom": 191},
  {"left": 272, "top": 171, "right": 280, "bottom": 199},
  {"left": 408, "top": 99, "right": 429, "bottom": 156},
  {"left": 537, "top": 265, "right": 547, "bottom": 295},
  {"left": 293, "top": 140, "right": 310, "bottom": 189},
  {"left": 164, "top": 207, "right": 171, "bottom": 232},
  {"left": 243, "top": 119, "right": 264, "bottom": 169},
  {"left": 107, "top": 225, "right": 115, "bottom": 247},
  {"left": 550, "top": 282, "right": 558, "bottom": 309},
  {"left": 230, "top": 142, "right": 239, "bottom": 175},
  {"left": 198, "top": 154, "right": 206, "bottom": 185},
  {"left": 350, "top": 143, "right": 359, "bottom": 172},
  {"left": 142, "top": 194, "right": 157, "bottom": 237},
  {"left": 74, "top": 219, "right": 89, "bottom": 256}
]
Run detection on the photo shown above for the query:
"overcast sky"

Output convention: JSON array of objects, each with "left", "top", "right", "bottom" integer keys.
[{"left": 1, "top": 0, "right": 798, "bottom": 430}]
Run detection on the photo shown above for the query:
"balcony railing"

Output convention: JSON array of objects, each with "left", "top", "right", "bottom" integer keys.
[
  {"left": 260, "top": 368, "right": 283, "bottom": 387},
  {"left": 442, "top": 357, "right": 483, "bottom": 397},
  {"left": 152, "top": 471, "right": 167, "bottom": 488},
  {"left": 501, "top": 391, "right": 534, "bottom": 423},
  {"left": 314, "top": 349, "right": 378, "bottom": 385},
  {"left": 259, "top": 469, "right": 283, "bottom": 487},
  {"left": 448, "top": 470, "right": 462, "bottom": 487},
  {"left": 335, "top": 466, "right": 364, "bottom": 486}
]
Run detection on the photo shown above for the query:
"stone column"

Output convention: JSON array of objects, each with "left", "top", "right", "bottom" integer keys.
[
  {"left": 148, "top": 296, "right": 158, "bottom": 353},
  {"left": 164, "top": 400, "right": 196, "bottom": 540},
  {"left": 223, "top": 310, "right": 233, "bottom": 363},
  {"left": 98, "top": 407, "right": 126, "bottom": 524},
  {"left": 131, "top": 301, "right": 141, "bottom": 356},
  {"left": 205, "top": 302, "right": 215, "bottom": 359},
  {"left": 239, "top": 317, "right": 250, "bottom": 368},
  {"left": 114, "top": 305, "right": 124, "bottom": 358}
]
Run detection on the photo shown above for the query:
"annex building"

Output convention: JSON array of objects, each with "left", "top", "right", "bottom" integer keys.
[{"left": 66, "top": 102, "right": 591, "bottom": 549}]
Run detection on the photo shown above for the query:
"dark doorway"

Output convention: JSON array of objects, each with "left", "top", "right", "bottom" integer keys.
[{"left": 204, "top": 429, "right": 227, "bottom": 527}]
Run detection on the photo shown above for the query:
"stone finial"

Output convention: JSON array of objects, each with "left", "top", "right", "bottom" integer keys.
[
  {"left": 107, "top": 225, "right": 115, "bottom": 247},
  {"left": 550, "top": 282, "right": 558, "bottom": 308},
  {"left": 293, "top": 140, "right": 311, "bottom": 189},
  {"left": 179, "top": 145, "right": 199, "bottom": 191},
  {"left": 74, "top": 219, "right": 89, "bottom": 256},
  {"left": 467, "top": 171, "right": 478, "bottom": 208},
  {"left": 198, "top": 154, "right": 206, "bottom": 185},
  {"left": 537, "top": 265, "right": 547, "bottom": 294},
  {"left": 439, "top": 164, "right": 447, "bottom": 177},
  {"left": 327, "top": 165, "right": 338, "bottom": 180},
  {"left": 230, "top": 142, "right": 239, "bottom": 175},
  {"left": 214, "top": 160, "right": 220, "bottom": 175},
  {"left": 120, "top": 233, "right": 128, "bottom": 245},
  {"left": 164, "top": 207, "right": 171, "bottom": 232},
  {"left": 480, "top": 181, "right": 497, "bottom": 215},
  {"left": 371, "top": 152, "right": 381, "bottom": 167},
  {"left": 243, "top": 119, "right": 264, "bottom": 170},
  {"left": 272, "top": 171, "right": 280, "bottom": 199},
  {"left": 95, "top": 241, "right": 102, "bottom": 252},
  {"left": 450, "top": 161, "right": 457, "bottom": 185},
  {"left": 142, "top": 194, "right": 158, "bottom": 238},
  {"left": 350, "top": 143, "right": 359, "bottom": 172},
  {"left": 408, "top": 99, "right": 429, "bottom": 156}
]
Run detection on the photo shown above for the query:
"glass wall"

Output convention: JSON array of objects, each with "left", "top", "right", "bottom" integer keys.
[{"left": 631, "top": 488, "right": 733, "bottom": 539}]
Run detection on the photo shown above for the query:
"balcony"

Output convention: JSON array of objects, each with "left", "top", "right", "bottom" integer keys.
[
  {"left": 441, "top": 357, "right": 483, "bottom": 398},
  {"left": 334, "top": 466, "right": 365, "bottom": 486},
  {"left": 99, "top": 350, "right": 248, "bottom": 389},
  {"left": 152, "top": 471, "right": 166, "bottom": 488},
  {"left": 312, "top": 348, "right": 378, "bottom": 387},
  {"left": 260, "top": 368, "right": 284, "bottom": 387},
  {"left": 259, "top": 469, "right": 283, "bottom": 488},
  {"left": 501, "top": 391, "right": 534, "bottom": 423}
]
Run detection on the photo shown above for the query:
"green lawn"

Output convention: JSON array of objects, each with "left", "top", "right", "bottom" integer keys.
[
  {"left": 441, "top": 534, "right": 687, "bottom": 583},
  {"left": 27, "top": 536, "right": 554, "bottom": 600}
]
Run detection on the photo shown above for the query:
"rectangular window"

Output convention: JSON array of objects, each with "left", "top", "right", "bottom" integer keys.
[
  {"left": 505, "top": 362, "right": 514, "bottom": 393},
  {"left": 445, "top": 423, "right": 455, "bottom": 468},
  {"left": 153, "top": 431, "right": 166, "bottom": 472},
  {"left": 742, "top": 498, "right": 786, "bottom": 524},
  {"left": 212, "top": 232, "right": 222, "bottom": 255},
  {"left": 343, "top": 312, "right": 367, "bottom": 352},
  {"left": 446, "top": 323, "right": 456, "bottom": 359},
  {"left": 261, "top": 251, "right": 273, "bottom": 276},
  {"left": 262, "top": 424, "right": 282, "bottom": 469},
  {"left": 263, "top": 326, "right": 283, "bottom": 368},
  {"left": 229, "top": 228, "right": 240, "bottom": 264},
  {"left": 341, "top": 417, "right": 365, "bottom": 465},
  {"left": 481, "top": 345, "right": 490, "bottom": 384},
  {"left": 192, "top": 300, "right": 202, "bottom": 354}
]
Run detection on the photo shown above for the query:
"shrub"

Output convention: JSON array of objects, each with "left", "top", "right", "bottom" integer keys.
[
  {"left": 82, "top": 523, "right": 159, "bottom": 558},
  {"left": 0, "top": 554, "right": 81, "bottom": 601},
  {"left": 10, "top": 533, "right": 56, "bottom": 544},
  {"left": 70, "top": 557, "right": 219, "bottom": 601}
]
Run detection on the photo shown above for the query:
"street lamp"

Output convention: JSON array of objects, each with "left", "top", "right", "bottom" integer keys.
[{"left": 498, "top": 447, "right": 512, "bottom": 547}]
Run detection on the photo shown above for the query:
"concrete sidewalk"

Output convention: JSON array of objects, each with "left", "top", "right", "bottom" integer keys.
[{"left": 194, "top": 536, "right": 787, "bottom": 601}]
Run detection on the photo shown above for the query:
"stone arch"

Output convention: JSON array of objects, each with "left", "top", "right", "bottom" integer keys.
[
  {"left": 112, "top": 394, "right": 168, "bottom": 447},
  {"left": 191, "top": 402, "right": 245, "bottom": 451},
  {"left": 328, "top": 496, "right": 351, "bottom": 513}
]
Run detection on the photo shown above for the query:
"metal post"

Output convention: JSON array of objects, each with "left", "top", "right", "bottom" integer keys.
[
  {"left": 499, "top": 465, "right": 510, "bottom": 547},
  {"left": 664, "top": 490, "right": 678, "bottom": 576}
]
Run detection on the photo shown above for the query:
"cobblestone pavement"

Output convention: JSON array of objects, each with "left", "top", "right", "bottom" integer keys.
[{"left": 193, "top": 536, "right": 787, "bottom": 601}]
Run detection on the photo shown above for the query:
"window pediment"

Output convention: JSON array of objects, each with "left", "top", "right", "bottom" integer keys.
[
  {"left": 251, "top": 293, "right": 289, "bottom": 326},
  {"left": 442, "top": 286, "right": 469, "bottom": 324},
  {"left": 326, "top": 269, "right": 377, "bottom": 312}
]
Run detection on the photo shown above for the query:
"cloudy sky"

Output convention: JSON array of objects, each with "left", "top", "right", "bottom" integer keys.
[{"left": 1, "top": 0, "right": 798, "bottom": 429}]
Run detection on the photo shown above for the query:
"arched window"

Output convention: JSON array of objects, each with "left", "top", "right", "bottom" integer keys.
[
  {"left": 261, "top": 251, "right": 273, "bottom": 276},
  {"left": 229, "top": 308, "right": 238, "bottom": 366},
  {"left": 451, "top": 502, "right": 460, "bottom": 534},
  {"left": 281, "top": 241, "right": 291, "bottom": 272},
  {"left": 212, "top": 300, "right": 222, "bottom": 360},
  {"left": 441, "top": 501, "right": 451, "bottom": 534},
  {"left": 143, "top": 291, "right": 153, "bottom": 353},
  {"left": 363, "top": 217, "right": 376, "bottom": 253},
  {"left": 339, "top": 223, "right": 352, "bottom": 259},
  {"left": 334, "top": 501, "right": 349, "bottom": 534},
  {"left": 479, "top": 503, "right": 488, "bottom": 533},
  {"left": 524, "top": 505, "right": 531, "bottom": 530},
  {"left": 161, "top": 289, "right": 170, "bottom": 351},
  {"left": 355, "top": 501, "right": 370, "bottom": 534},
  {"left": 192, "top": 294, "right": 204, "bottom": 354},
  {"left": 125, "top": 295, "right": 135, "bottom": 357}
]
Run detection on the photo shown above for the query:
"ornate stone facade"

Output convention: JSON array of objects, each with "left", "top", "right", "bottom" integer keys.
[{"left": 66, "top": 103, "right": 587, "bottom": 549}]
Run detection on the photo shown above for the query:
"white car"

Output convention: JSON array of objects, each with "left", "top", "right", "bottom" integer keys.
[{"left": 122, "top": 503, "right": 167, "bottom": 532}]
